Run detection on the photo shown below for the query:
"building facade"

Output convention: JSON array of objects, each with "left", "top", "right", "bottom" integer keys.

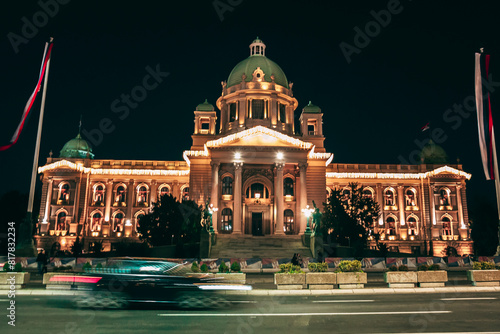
[{"left": 35, "top": 39, "right": 473, "bottom": 256}]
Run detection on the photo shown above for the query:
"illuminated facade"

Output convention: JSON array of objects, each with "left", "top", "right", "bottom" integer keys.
[{"left": 35, "top": 39, "right": 473, "bottom": 256}]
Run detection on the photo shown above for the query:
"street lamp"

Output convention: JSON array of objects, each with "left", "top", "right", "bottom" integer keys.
[
  {"left": 302, "top": 205, "right": 314, "bottom": 235},
  {"left": 208, "top": 204, "right": 218, "bottom": 234}
]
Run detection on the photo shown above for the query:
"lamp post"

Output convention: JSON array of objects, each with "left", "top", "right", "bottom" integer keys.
[
  {"left": 208, "top": 204, "right": 218, "bottom": 234},
  {"left": 302, "top": 205, "right": 314, "bottom": 235}
]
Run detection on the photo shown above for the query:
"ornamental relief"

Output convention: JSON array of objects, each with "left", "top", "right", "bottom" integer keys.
[{"left": 242, "top": 168, "right": 274, "bottom": 183}]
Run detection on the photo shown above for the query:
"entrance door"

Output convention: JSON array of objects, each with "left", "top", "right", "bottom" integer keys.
[{"left": 252, "top": 212, "right": 263, "bottom": 236}]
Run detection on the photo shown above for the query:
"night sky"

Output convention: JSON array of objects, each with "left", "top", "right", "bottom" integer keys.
[{"left": 1, "top": 0, "right": 499, "bottom": 211}]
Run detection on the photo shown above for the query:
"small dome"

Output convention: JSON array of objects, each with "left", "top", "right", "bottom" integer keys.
[
  {"left": 420, "top": 140, "right": 447, "bottom": 164},
  {"left": 227, "top": 39, "right": 288, "bottom": 88},
  {"left": 303, "top": 101, "right": 321, "bottom": 113},
  {"left": 196, "top": 99, "right": 214, "bottom": 111},
  {"left": 59, "top": 133, "right": 95, "bottom": 159}
]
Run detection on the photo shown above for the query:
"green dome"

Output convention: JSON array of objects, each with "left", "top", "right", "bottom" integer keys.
[
  {"left": 303, "top": 101, "right": 321, "bottom": 113},
  {"left": 196, "top": 99, "right": 214, "bottom": 111},
  {"left": 227, "top": 55, "right": 289, "bottom": 88},
  {"left": 59, "top": 133, "right": 94, "bottom": 159},
  {"left": 419, "top": 140, "right": 447, "bottom": 164}
]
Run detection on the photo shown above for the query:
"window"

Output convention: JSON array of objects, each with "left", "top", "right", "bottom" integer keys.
[
  {"left": 136, "top": 185, "right": 148, "bottom": 205},
  {"left": 279, "top": 103, "right": 286, "bottom": 123},
  {"left": 201, "top": 120, "right": 210, "bottom": 130},
  {"left": 56, "top": 211, "right": 67, "bottom": 231},
  {"left": 439, "top": 188, "right": 450, "bottom": 206},
  {"left": 158, "top": 185, "right": 170, "bottom": 197},
  {"left": 93, "top": 184, "right": 105, "bottom": 205},
  {"left": 284, "top": 209, "right": 294, "bottom": 234},
  {"left": 363, "top": 188, "right": 373, "bottom": 199},
  {"left": 342, "top": 188, "right": 351, "bottom": 201},
  {"left": 284, "top": 178, "right": 294, "bottom": 196},
  {"left": 384, "top": 189, "right": 395, "bottom": 206},
  {"left": 90, "top": 212, "right": 102, "bottom": 232},
  {"left": 135, "top": 213, "right": 144, "bottom": 233},
  {"left": 246, "top": 183, "right": 269, "bottom": 199},
  {"left": 406, "top": 188, "right": 416, "bottom": 206},
  {"left": 407, "top": 216, "right": 417, "bottom": 235},
  {"left": 182, "top": 187, "right": 189, "bottom": 201},
  {"left": 58, "top": 183, "right": 70, "bottom": 203},
  {"left": 386, "top": 216, "right": 396, "bottom": 235},
  {"left": 221, "top": 208, "right": 232, "bottom": 233},
  {"left": 252, "top": 99, "right": 265, "bottom": 119},
  {"left": 115, "top": 185, "right": 126, "bottom": 205},
  {"left": 229, "top": 103, "right": 237, "bottom": 122},
  {"left": 222, "top": 176, "right": 233, "bottom": 195},
  {"left": 113, "top": 212, "right": 124, "bottom": 233},
  {"left": 442, "top": 216, "right": 451, "bottom": 235},
  {"left": 307, "top": 120, "right": 316, "bottom": 135}
]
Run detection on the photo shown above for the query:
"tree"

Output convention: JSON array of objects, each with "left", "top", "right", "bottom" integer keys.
[
  {"left": 322, "top": 182, "right": 380, "bottom": 252},
  {"left": 137, "top": 194, "right": 202, "bottom": 247}
]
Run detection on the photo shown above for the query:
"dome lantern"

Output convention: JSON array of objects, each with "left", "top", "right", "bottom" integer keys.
[{"left": 250, "top": 37, "right": 266, "bottom": 57}]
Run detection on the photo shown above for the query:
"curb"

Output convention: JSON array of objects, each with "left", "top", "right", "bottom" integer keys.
[{"left": 3, "top": 286, "right": 500, "bottom": 297}]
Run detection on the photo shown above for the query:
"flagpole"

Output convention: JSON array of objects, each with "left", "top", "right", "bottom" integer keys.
[{"left": 19, "top": 37, "right": 53, "bottom": 254}]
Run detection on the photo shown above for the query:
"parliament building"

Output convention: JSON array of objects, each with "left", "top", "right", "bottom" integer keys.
[{"left": 35, "top": 39, "right": 473, "bottom": 256}]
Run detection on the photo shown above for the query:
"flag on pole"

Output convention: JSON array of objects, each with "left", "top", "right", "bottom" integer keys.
[
  {"left": 475, "top": 51, "right": 496, "bottom": 180},
  {"left": 0, "top": 40, "right": 54, "bottom": 151},
  {"left": 421, "top": 122, "right": 430, "bottom": 132}
]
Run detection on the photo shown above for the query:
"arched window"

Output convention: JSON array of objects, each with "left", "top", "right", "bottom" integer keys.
[
  {"left": 279, "top": 103, "right": 286, "bottom": 123},
  {"left": 114, "top": 185, "right": 127, "bottom": 205},
  {"left": 439, "top": 188, "right": 450, "bottom": 206},
  {"left": 386, "top": 216, "right": 396, "bottom": 235},
  {"left": 113, "top": 212, "right": 125, "bottom": 233},
  {"left": 284, "top": 178, "right": 294, "bottom": 196},
  {"left": 251, "top": 99, "right": 265, "bottom": 119},
  {"left": 56, "top": 211, "right": 67, "bottom": 231},
  {"left": 90, "top": 212, "right": 103, "bottom": 232},
  {"left": 384, "top": 188, "right": 395, "bottom": 206},
  {"left": 222, "top": 176, "right": 233, "bottom": 195},
  {"left": 442, "top": 216, "right": 451, "bottom": 235},
  {"left": 221, "top": 208, "right": 233, "bottom": 233},
  {"left": 135, "top": 212, "right": 145, "bottom": 233},
  {"left": 342, "top": 187, "right": 351, "bottom": 200},
  {"left": 58, "top": 183, "right": 70, "bottom": 204},
  {"left": 136, "top": 185, "right": 148, "bottom": 206},
  {"left": 363, "top": 188, "right": 373, "bottom": 199},
  {"left": 93, "top": 184, "right": 105, "bottom": 205},
  {"left": 284, "top": 209, "right": 294, "bottom": 235},
  {"left": 158, "top": 184, "right": 170, "bottom": 198},
  {"left": 246, "top": 183, "right": 269, "bottom": 199},
  {"left": 406, "top": 188, "right": 417, "bottom": 206},
  {"left": 407, "top": 216, "right": 417, "bottom": 236},
  {"left": 182, "top": 187, "right": 189, "bottom": 202}
]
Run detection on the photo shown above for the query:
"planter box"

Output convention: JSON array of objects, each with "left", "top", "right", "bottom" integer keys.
[
  {"left": 0, "top": 272, "right": 30, "bottom": 289},
  {"left": 467, "top": 270, "right": 500, "bottom": 287},
  {"left": 417, "top": 270, "right": 448, "bottom": 287},
  {"left": 274, "top": 273, "right": 306, "bottom": 290},
  {"left": 214, "top": 273, "right": 246, "bottom": 284},
  {"left": 306, "top": 272, "right": 337, "bottom": 289},
  {"left": 336, "top": 272, "right": 367, "bottom": 289},
  {"left": 384, "top": 271, "right": 417, "bottom": 288}
]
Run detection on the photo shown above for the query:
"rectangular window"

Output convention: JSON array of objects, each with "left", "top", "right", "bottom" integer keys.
[
  {"left": 229, "top": 103, "right": 237, "bottom": 122},
  {"left": 252, "top": 99, "right": 265, "bottom": 119},
  {"left": 279, "top": 104, "right": 286, "bottom": 123},
  {"left": 307, "top": 120, "right": 316, "bottom": 135}
]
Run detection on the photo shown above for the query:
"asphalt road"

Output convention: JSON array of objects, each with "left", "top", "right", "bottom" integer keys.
[{"left": 2, "top": 292, "right": 500, "bottom": 333}]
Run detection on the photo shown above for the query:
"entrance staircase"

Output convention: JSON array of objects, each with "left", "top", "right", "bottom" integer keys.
[{"left": 210, "top": 234, "right": 312, "bottom": 258}]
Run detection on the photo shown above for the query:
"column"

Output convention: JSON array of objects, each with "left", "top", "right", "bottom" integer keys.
[
  {"left": 270, "top": 96, "right": 277, "bottom": 127},
  {"left": 211, "top": 161, "right": 220, "bottom": 233},
  {"left": 429, "top": 184, "right": 437, "bottom": 226},
  {"left": 376, "top": 184, "right": 384, "bottom": 227},
  {"left": 456, "top": 184, "right": 464, "bottom": 228},
  {"left": 299, "top": 162, "right": 308, "bottom": 234},
  {"left": 172, "top": 181, "right": 180, "bottom": 200},
  {"left": 126, "top": 180, "right": 134, "bottom": 219},
  {"left": 397, "top": 185, "right": 405, "bottom": 233},
  {"left": 238, "top": 98, "right": 246, "bottom": 128},
  {"left": 43, "top": 177, "right": 53, "bottom": 222},
  {"left": 275, "top": 163, "right": 285, "bottom": 235},
  {"left": 150, "top": 181, "right": 157, "bottom": 204},
  {"left": 104, "top": 179, "right": 114, "bottom": 222},
  {"left": 233, "top": 162, "right": 243, "bottom": 234},
  {"left": 73, "top": 177, "right": 81, "bottom": 225}
]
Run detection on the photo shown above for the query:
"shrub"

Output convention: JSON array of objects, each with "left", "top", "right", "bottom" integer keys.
[
  {"left": 279, "top": 263, "right": 302, "bottom": 273},
  {"left": 191, "top": 261, "right": 200, "bottom": 273},
  {"left": 418, "top": 264, "right": 429, "bottom": 271},
  {"left": 388, "top": 265, "right": 398, "bottom": 271},
  {"left": 398, "top": 265, "right": 409, "bottom": 272},
  {"left": 218, "top": 262, "right": 229, "bottom": 273},
  {"left": 95, "top": 263, "right": 103, "bottom": 269},
  {"left": 308, "top": 262, "right": 328, "bottom": 272},
  {"left": 3, "top": 262, "right": 23, "bottom": 272},
  {"left": 336, "top": 260, "right": 362, "bottom": 273},
  {"left": 82, "top": 262, "right": 92, "bottom": 271},
  {"left": 200, "top": 263, "right": 209, "bottom": 273},
  {"left": 230, "top": 261, "right": 241, "bottom": 273},
  {"left": 428, "top": 264, "right": 441, "bottom": 271},
  {"left": 473, "top": 261, "right": 496, "bottom": 270}
]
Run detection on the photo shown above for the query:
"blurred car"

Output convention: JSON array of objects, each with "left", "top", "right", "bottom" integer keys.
[{"left": 49, "top": 257, "right": 251, "bottom": 309}]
